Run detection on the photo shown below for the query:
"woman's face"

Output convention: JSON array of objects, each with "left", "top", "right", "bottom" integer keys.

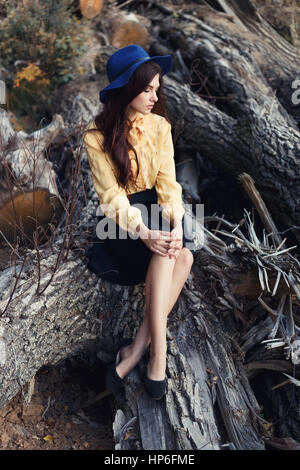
[{"left": 127, "top": 73, "right": 160, "bottom": 121}]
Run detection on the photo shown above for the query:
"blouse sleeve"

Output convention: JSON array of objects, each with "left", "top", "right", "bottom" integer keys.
[
  {"left": 83, "top": 128, "right": 143, "bottom": 236},
  {"left": 155, "top": 120, "right": 185, "bottom": 226}
]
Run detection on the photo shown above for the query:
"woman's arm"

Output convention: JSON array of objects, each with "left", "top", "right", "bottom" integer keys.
[
  {"left": 83, "top": 129, "right": 144, "bottom": 236},
  {"left": 172, "top": 217, "right": 184, "bottom": 229},
  {"left": 136, "top": 222, "right": 150, "bottom": 239},
  {"left": 155, "top": 119, "right": 185, "bottom": 229}
]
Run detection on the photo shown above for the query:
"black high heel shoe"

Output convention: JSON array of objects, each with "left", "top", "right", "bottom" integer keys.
[{"left": 106, "top": 339, "right": 132, "bottom": 395}]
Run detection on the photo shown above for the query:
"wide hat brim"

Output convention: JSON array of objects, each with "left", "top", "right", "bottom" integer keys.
[{"left": 99, "top": 55, "right": 172, "bottom": 103}]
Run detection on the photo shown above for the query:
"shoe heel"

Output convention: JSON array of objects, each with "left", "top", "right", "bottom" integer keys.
[{"left": 105, "top": 338, "right": 132, "bottom": 395}]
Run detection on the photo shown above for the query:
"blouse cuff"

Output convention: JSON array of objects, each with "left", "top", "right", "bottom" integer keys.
[{"left": 127, "top": 213, "right": 144, "bottom": 237}]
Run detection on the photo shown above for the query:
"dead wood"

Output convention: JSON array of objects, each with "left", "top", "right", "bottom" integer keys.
[{"left": 0, "top": 110, "right": 64, "bottom": 243}]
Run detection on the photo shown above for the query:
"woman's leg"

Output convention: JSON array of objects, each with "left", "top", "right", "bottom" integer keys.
[
  {"left": 116, "top": 248, "right": 194, "bottom": 379},
  {"left": 143, "top": 253, "right": 175, "bottom": 380}
]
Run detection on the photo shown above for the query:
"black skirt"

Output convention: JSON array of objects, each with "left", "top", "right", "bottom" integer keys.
[{"left": 86, "top": 187, "right": 194, "bottom": 286}]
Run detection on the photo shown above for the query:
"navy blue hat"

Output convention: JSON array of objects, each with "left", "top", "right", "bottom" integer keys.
[{"left": 99, "top": 44, "right": 172, "bottom": 103}]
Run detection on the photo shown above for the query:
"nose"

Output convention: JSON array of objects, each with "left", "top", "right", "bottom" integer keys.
[{"left": 151, "top": 90, "right": 158, "bottom": 102}]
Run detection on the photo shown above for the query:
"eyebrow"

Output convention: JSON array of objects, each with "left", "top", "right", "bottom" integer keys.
[{"left": 146, "top": 84, "right": 160, "bottom": 89}]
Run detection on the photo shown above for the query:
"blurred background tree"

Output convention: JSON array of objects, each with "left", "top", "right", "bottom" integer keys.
[
  {"left": 0, "top": 0, "right": 89, "bottom": 131},
  {"left": 254, "top": 0, "right": 300, "bottom": 47}
]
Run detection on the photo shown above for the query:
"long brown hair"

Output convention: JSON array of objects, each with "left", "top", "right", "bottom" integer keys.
[{"left": 83, "top": 60, "right": 169, "bottom": 192}]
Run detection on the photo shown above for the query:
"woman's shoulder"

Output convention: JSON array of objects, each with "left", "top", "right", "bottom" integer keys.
[
  {"left": 145, "top": 113, "right": 171, "bottom": 135},
  {"left": 84, "top": 119, "right": 97, "bottom": 133},
  {"left": 147, "top": 113, "right": 170, "bottom": 125},
  {"left": 83, "top": 119, "right": 105, "bottom": 148}
]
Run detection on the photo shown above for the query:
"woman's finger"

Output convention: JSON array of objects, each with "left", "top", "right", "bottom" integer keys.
[
  {"left": 168, "top": 242, "right": 181, "bottom": 251},
  {"left": 156, "top": 239, "right": 171, "bottom": 249},
  {"left": 159, "top": 231, "right": 181, "bottom": 241},
  {"left": 153, "top": 244, "right": 176, "bottom": 257},
  {"left": 154, "top": 244, "right": 169, "bottom": 255},
  {"left": 156, "top": 249, "right": 169, "bottom": 256},
  {"left": 169, "top": 241, "right": 180, "bottom": 249}
]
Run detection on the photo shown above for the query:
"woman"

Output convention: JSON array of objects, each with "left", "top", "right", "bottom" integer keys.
[{"left": 83, "top": 44, "right": 194, "bottom": 400}]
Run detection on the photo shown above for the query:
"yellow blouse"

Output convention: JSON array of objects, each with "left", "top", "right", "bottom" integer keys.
[{"left": 83, "top": 112, "right": 185, "bottom": 236}]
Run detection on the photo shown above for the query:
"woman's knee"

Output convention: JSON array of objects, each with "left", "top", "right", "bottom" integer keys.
[{"left": 177, "top": 247, "right": 194, "bottom": 271}]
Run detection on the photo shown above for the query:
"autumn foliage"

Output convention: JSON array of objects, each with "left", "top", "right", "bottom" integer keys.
[{"left": 0, "top": 0, "right": 89, "bottom": 130}]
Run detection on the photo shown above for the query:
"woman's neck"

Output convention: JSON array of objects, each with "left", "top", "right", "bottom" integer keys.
[{"left": 127, "top": 111, "right": 139, "bottom": 122}]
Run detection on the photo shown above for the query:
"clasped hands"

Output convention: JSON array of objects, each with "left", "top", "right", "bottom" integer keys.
[{"left": 138, "top": 222, "right": 183, "bottom": 259}]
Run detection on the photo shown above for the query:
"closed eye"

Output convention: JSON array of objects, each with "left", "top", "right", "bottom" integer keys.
[{"left": 145, "top": 87, "right": 160, "bottom": 93}]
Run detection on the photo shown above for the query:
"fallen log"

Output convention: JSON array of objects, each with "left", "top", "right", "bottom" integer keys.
[{"left": 0, "top": 110, "right": 64, "bottom": 244}]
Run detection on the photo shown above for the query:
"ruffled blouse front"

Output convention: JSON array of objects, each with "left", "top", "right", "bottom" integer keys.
[
  {"left": 83, "top": 112, "right": 185, "bottom": 235},
  {"left": 126, "top": 112, "right": 159, "bottom": 191}
]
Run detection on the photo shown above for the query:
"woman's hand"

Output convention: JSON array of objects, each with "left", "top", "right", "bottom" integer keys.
[
  {"left": 167, "top": 224, "right": 183, "bottom": 260},
  {"left": 137, "top": 223, "right": 181, "bottom": 257}
]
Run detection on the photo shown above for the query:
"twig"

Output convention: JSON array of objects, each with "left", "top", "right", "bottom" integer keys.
[
  {"left": 239, "top": 173, "right": 283, "bottom": 248},
  {"left": 116, "top": 0, "right": 136, "bottom": 9},
  {"left": 0, "top": 252, "right": 28, "bottom": 317},
  {"left": 271, "top": 379, "right": 291, "bottom": 390},
  {"left": 257, "top": 294, "right": 279, "bottom": 321},
  {"left": 41, "top": 396, "right": 52, "bottom": 420},
  {"left": 262, "top": 246, "right": 297, "bottom": 258}
]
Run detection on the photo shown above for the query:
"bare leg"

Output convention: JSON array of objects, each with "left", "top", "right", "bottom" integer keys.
[
  {"left": 144, "top": 254, "right": 174, "bottom": 380},
  {"left": 116, "top": 248, "right": 193, "bottom": 379}
]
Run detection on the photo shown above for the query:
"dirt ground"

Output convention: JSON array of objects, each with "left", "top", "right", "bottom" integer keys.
[{"left": 0, "top": 353, "right": 114, "bottom": 450}]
